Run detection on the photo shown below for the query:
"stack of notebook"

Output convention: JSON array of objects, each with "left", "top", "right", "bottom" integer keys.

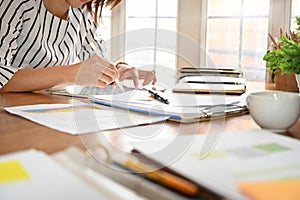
[
  {"left": 177, "top": 67, "right": 243, "bottom": 80},
  {"left": 174, "top": 67, "right": 246, "bottom": 94}
]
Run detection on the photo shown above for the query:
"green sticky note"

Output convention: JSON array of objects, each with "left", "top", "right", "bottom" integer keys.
[
  {"left": 0, "top": 160, "right": 30, "bottom": 184},
  {"left": 254, "top": 143, "right": 290, "bottom": 153}
]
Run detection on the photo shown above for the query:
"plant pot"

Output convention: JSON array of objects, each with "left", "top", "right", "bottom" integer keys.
[{"left": 275, "top": 71, "right": 298, "bottom": 92}]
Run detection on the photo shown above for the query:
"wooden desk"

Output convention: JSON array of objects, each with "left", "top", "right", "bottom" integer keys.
[{"left": 1, "top": 83, "right": 299, "bottom": 156}]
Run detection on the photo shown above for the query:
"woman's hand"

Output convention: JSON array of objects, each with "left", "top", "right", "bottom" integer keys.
[
  {"left": 75, "top": 55, "right": 119, "bottom": 87},
  {"left": 116, "top": 63, "right": 157, "bottom": 89},
  {"left": 75, "top": 57, "right": 157, "bottom": 89}
]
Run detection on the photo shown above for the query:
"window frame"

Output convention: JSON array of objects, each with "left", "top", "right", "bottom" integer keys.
[{"left": 109, "top": 0, "right": 294, "bottom": 79}]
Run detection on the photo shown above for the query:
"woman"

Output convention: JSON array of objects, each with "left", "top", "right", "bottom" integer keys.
[{"left": 0, "top": 0, "right": 156, "bottom": 93}]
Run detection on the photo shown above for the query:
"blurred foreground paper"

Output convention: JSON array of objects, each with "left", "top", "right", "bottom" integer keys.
[{"left": 0, "top": 149, "right": 112, "bottom": 200}]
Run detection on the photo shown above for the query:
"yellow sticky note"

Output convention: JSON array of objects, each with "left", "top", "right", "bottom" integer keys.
[
  {"left": 0, "top": 160, "right": 30, "bottom": 184},
  {"left": 239, "top": 180, "right": 300, "bottom": 200}
]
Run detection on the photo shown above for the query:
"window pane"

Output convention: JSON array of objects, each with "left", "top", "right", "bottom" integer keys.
[
  {"left": 243, "top": 0, "right": 269, "bottom": 16},
  {"left": 207, "top": 19, "right": 240, "bottom": 52},
  {"left": 208, "top": 0, "right": 241, "bottom": 16},
  {"left": 126, "top": 18, "right": 156, "bottom": 30},
  {"left": 292, "top": 0, "right": 300, "bottom": 16},
  {"left": 291, "top": 0, "right": 300, "bottom": 31},
  {"left": 126, "top": 0, "right": 156, "bottom": 16},
  {"left": 208, "top": 53, "right": 239, "bottom": 68},
  {"left": 242, "top": 18, "right": 269, "bottom": 80},
  {"left": 157, "top": 18, "right": 177, "bottom": 31},
  {"left": 125, "top": 0, "right": 178, "bottom": 85},
  {"left": 207, "top": 0, "right": 270, "bottom": 81},
  {"left": 157, "top": 0, "right": 177, "bottom": 17}
]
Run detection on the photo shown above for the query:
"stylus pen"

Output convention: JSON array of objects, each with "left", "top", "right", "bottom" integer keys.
[
  {"left": 90, "top": 42, "right": 125, "bottom": 91},
  {"left": 148, "top": 89, "right": 169, "bottom": 104}
]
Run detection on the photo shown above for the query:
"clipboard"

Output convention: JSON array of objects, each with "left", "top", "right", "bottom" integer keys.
[{"left": 90, "top": 90, "right": 249, "bottom": 123}]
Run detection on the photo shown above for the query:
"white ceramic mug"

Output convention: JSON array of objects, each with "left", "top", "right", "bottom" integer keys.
[{"left": 246, "top": 91, "right": 300, "bottom": 133}]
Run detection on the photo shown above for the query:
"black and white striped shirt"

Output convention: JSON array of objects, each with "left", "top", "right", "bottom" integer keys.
[{"left": 0, "top": 0, "right": 105, "bottom": 88}]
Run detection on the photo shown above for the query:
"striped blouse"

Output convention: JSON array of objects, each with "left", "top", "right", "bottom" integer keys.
[{"left": 0, "top": 0, "right": 105, "bottom": 88}]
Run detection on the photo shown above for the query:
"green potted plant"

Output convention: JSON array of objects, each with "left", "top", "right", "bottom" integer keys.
[{"left": 263, "top": 16, "right": 300, "bottom": 92}]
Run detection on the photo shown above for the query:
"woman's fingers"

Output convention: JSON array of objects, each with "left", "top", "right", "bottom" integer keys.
[
  {"left": 118, "top": 67, "right": 139, "bottom": 88},
  {"left": 118, "top": 65, "right": 157, "bottom": 88},
  {"left": 98, "top": 64, "right": 119, "bottom": 84},
  {"left": 76, "top": 56, "right": 118, "bottom": 86},
  {"left": 140, "top": 70, "right": 157, "bottom": 86}
]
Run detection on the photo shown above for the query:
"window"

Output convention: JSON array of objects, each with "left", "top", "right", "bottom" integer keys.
[
  {"left": 124, "top": 0, "right": 178, "bottom": 86},
  {"left": 105, "top": 0, "right": 178, "bottom": 87},
  {"left": 103, "top": 0, "right": 299, "bottom": 83},
  {"left": 206, "top": 0, "right": 270, "bottom": 81}
]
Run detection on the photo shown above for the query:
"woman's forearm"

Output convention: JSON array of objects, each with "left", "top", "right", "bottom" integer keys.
[{"left": 0, "top": 64, "right": 80, "bottom": 93}]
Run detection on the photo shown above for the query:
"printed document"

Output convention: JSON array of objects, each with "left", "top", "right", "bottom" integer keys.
[{"left": 4, "top": 103, "right": 168, "bottom": 134}]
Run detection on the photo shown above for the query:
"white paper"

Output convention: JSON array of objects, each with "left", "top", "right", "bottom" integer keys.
[
  {"left": 4, "top": 103, "right": 168, "bottom": 135},
  {"left": 0, "top": 149, "right": 110, "bottom": 200}
]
